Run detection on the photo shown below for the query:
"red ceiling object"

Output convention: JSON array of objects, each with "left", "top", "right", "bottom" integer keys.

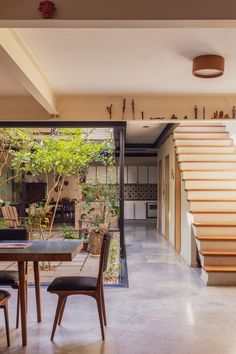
[{"left": 39, "top": 1, "right": 56, "bottom": 19}]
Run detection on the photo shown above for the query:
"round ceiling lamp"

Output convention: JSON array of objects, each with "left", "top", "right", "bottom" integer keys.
[{"left": 192, "top": 55, "right": 225, "bottom": 78}]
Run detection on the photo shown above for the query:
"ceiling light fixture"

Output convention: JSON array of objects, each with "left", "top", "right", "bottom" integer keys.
[{"left": 192, "top": 55, "right": 225, "bottom": 78}]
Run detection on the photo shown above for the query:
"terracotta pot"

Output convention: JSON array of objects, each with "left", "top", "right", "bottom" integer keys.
[{"left": 89, "top": 231, "right": 104, "bottom": 255}]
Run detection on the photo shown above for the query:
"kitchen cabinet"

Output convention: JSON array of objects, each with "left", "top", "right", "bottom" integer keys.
[
  {"left": 134, "top": 201, "right": 146, "bottom": 219},
  {"left": 127, "top": 166, "right": 138, "bottom": 183},
  {"left": 148, "top": 166, "right": 157, "bottom": 184},
  {"left": 138, "top": 166, "right": 148, "bottom": 183},
  {"left": 124, "top": 201, "right": 135, "bottom": 219}
]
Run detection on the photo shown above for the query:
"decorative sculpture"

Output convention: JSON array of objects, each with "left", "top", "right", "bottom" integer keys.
[
  {"left": 39, "top": 1, "right": 56, "bottom": 19},
  {"left": 106, "top": 104, "right": 113, "bottom": 120}
]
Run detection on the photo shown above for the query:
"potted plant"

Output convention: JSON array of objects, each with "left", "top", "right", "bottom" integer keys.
[
  {"left": 81, "top": 183, "right": 119, "bottom": 255},
  {"left": 59, "top": 224, "right": 90, "bottom": 251}
]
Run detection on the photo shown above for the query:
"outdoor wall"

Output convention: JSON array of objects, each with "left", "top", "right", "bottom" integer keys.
[{"left": 0, "top": 165, "right": 12, "bottom": 203}]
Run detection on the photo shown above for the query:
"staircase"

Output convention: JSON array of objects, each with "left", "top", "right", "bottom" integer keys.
[{"left": 174, "top": 122, "right": 236, "bottom": 285}]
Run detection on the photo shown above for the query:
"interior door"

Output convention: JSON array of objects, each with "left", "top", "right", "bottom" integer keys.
[
  {"left": 165, "top": 155, "right": 170, "bottom": 241},
  {"left": 175, "top": 154, "right": 181, "bottom": 252},
  {"left": 158, "top": 160, "right": 162, "bottom": 233}
]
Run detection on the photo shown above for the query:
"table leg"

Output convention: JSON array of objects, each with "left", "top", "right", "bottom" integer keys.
[
  {"left": 18, "top": 261, "right": 27, "bottom": 346},
  {"left": 33, "top": 261, "right": 42, "bottom": 323}
]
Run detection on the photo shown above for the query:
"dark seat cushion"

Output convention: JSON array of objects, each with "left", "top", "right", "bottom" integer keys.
[
  {"left": 0, "top": 228, "right": 28, "bottom": 241},
  {"left": 47, "top": 276, "right": 97, "bottom": 292},
  {"left": 0, "top": 271, "right": 19, "bottom": 286},
  {"left": 0, "top": 289, "right": 11, "bottom": 302}
]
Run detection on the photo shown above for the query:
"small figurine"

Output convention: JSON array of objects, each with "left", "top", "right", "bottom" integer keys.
[
  {"left": 212, "top": 111, "right": 218, "bottom": 119},
  {"left": 106, "top": 104, "right": 113, "bottom": 119},
  {"left": 203, "top": 107, "right": 206, "bottom": 119},
  {"left": 122, "top": 98, "right": 126, "bottom": 120},
  {"left": 194, "top": 105, "right": 198, "bottom": 119},
  {"left": 141, "top": 111, "right": 144, "bottom": 120},
  {"left": 131, "top": 99, "right": 135, "bottom": 120},
  {"left": 233, "top": 106, "right": 236, "bottom": 119},
  {"left": 224, "top": 114, "right": 230, "bottom": 119},
  {"left": 184, "top": 115, "right": 188, "bottom": 119},
  {"left": 219, "top": 111, "right": 224, "bottom": 118},
  {"left": 171, "top": 114, "right": 178, "bottom": 119}
]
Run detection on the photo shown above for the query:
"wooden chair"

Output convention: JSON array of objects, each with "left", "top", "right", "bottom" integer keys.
[
  {"left": 47, "top": 233, "right": 111, "bottom": 341},
  {"left": 0, "top": 228, "right": 29, "bottom": 328},
  {"left": 0, "top": 290, "right": 11, "bottom": 347},
  {"left": 1, "top": 206, "right": 22, "bottom": 228}
]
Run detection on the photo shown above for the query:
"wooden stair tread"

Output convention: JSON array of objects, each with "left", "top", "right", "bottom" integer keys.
[
  {"left": 176, "top": 145, "right": 233, "bottom": 147},
  {"left": 201, "top": 250, "right": 236, "bottom": 256},
  {"left": 186, "top": 189, "right": 236, "bottom": 191},
  {"left": 189, "top": 200, "right": 236, "bottom": 202},
  {"left": 204, "top": 266, "right": 236, "bottom": 272},
  {"left": 196, "top": 235, "right": 236, "bottom": 241},
  {"left": 182, "top": 162, "right": 236, "bottom": 164},
  {"left": 184, "top": 179, "right": 236, "bottom": 181},
  {"left": 193, "top": 222, "right": 236, "bottom": 227},
  {"left": 177, "top": 153, "right": 236, "bottom": 155},
  {"left": 190, "top": 211, "right": 236, "bottom": 214},
  {"left": 174, "top": 138, "right": 231, "bottom": 140}
]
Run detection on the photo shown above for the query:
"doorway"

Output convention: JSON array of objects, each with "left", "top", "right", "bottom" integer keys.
[
  {"left": 165, "top": 155, "right": 170, "bottom": 240},
  {"left": 158, "top": 160, "right": 162, "bottom": 234},
  {"left": 175, "top": 153, "right": 181, "bottom": 252}
]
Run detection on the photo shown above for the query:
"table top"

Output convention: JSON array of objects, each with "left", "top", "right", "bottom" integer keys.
[{"left": 0, "top": 240, "right": 83, "bottom": 262}]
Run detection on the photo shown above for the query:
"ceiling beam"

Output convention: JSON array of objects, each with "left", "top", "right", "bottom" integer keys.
[
  {"left": 155, "top": 123, "right": 178, "bottom": 148},
  {"left": 0, "top": 0, "right": 236, "bottom": 23},
  {"left": 0, "top": 29, "right": 58, "bottom": 115}
]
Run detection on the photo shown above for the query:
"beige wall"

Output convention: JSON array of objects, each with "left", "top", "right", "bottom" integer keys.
[
  {"left": 157, "top": 135, "right": 175, "bottom": 242},
  {"left": 157, "top": 133, "right": 196, "bottom": 266},
  {"left": 0, "top": 94, "right": 236, "bottom": 121}
]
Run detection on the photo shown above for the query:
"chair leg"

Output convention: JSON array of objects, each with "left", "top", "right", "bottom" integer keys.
[
  {"left": 101, "top": 287, "right": 107, "bottom": 326},
  {"left": 51, "top": 295, "right": 66, "bottom": 341},
  {"left": 58, "top": 297, "right": 67, "bottom": 326},
  {"left": 16, "top": 290, "right": 20, "bottom": 329},
  {"left": 3, "top": 304, "right": 10, "bottom": 347},
  {"left": 96, "top": 296, "right": 105, "bottom": 340}
]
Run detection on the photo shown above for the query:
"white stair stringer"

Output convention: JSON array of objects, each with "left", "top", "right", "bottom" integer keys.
[{"left": 174, "top": 123, "right": 236, "bottom": 285}]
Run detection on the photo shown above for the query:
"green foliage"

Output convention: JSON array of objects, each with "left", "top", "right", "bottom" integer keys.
[
  {"left": 59, "top": 224, "right": 79, "bottom": 239},
  {"left": 82, "top": 183, "right": 119, "bottom": 227},
  {"left": 25, "top": 203, "right": 53, "bottom": 239},
  {"left": 0, "top": 217, "right": 9, "bottom": 229},
  {"left": 105, "top": 236, "right": 122, "bottom": 282},
  {"left": 10, "top": 128, "right": 114, "bottom": 178}
]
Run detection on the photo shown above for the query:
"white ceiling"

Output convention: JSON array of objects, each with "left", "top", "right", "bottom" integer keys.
[
  {"left": 11, "top": 27, "right": 236, "bottom": 95},
  {"left": 126, "top": 122, "right": 166, "bottom": 144}
]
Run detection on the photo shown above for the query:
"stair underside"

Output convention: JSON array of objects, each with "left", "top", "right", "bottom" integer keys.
[{"left": 175, "top": 123, "right": 236, "bottom": 285}]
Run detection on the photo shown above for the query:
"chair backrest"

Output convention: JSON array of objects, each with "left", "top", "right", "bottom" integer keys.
[
  {"left": 97, "top": 233, "right": 111, "bottom": 288},
  {"left": 1, "top": 206, "right": 20, "bottom": 228},
  {"left": 0, "top": 228, "right": 29, "bottom": 241}
]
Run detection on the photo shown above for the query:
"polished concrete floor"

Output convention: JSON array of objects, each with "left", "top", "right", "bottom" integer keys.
[{"left": 1, "top": 222, "right": 236, "bottom": 353}]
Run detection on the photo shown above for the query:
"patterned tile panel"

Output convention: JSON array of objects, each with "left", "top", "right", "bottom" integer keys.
[{"left": 124, "top": 184, "right": 157, "bottom": 201}]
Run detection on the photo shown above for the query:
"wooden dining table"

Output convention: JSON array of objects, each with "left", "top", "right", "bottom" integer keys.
[{"left": 0, "top": 239, "right": 83, "bottom": 346}]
